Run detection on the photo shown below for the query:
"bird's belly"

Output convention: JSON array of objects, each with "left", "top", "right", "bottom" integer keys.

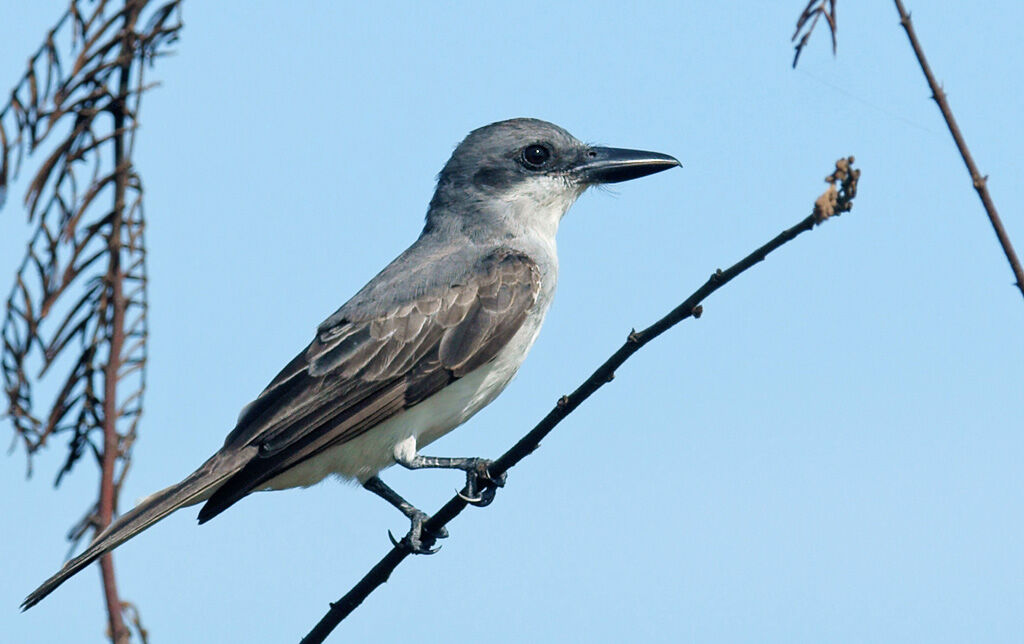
[{"left": 261, "top": 315, "right": 545, "bottom": 489}]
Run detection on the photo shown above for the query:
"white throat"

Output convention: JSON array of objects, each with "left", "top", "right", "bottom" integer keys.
[{"left": 502, "top": 175, "right": 583, "bottom": 243}]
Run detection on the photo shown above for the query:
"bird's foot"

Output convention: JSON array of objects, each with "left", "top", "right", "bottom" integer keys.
[
  {"left": 388, "top": 510, "right": 448, "bottom": 555},
  {"left": 456, "top": 458, "right": 507, "bottom": 507}
]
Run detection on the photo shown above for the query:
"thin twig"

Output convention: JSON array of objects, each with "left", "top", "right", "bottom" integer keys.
[
  {"left": 300, "top": 158, "right": 861, "bottom": 644},
  {"left": 893, "top": 1, "right": 1024, "bottom": 298}
]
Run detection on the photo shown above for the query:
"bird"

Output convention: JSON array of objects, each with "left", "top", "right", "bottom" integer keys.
[{"left": 23, "top": 118, "right": 679, "bottom": 609}]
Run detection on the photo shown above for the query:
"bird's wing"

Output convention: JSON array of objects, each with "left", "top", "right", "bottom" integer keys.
[{"left": 197, "top": 248, "right": 540, "bottom": 522}]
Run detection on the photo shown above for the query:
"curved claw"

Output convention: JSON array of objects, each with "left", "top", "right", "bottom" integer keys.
[
  {"left": 459, "top": 485, "right": 497, "bottom": 507},
  {"left": 457, "top": 488, "right": 483, "bottom": 504},
  {"left": 389, "top": 512, "right": 447, "bottom": 554},
  {"left": 414, "top": 542, "right": 442, "bottom": 555},
  {"left": 388, "top": 528, "right": 441, "bottom": 554},
  {"left": 461, "top": 460, "right": 506, "bottom": 507},
  {"left": 458, "top": 487, "right": 496, "bottom": 507}
]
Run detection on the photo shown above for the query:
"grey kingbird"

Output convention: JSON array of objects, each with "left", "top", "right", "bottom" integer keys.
[{"left": 23, "top": 118, "right": 678, "bottom": 608}]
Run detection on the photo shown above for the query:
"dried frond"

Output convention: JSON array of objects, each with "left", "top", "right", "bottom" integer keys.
[
  {"left": 1, "top": 3, "right": 181, "bottom": 638},
  {"left": 1, "top": 0, "right": 179, "bottom": 480}
]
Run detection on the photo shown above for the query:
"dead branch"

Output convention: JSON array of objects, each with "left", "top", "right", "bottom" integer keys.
[{"left": 300, "top": 158, "right": 861, "bottom": 644}]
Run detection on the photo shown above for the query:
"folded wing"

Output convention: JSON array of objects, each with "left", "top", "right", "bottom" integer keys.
[{"left": 197, "top": 248, "right": 540, "bottom": 522}]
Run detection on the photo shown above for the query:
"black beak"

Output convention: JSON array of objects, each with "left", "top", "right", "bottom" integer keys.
[{"left": 575, "top": 146, "right": 680, "bottom": 184}]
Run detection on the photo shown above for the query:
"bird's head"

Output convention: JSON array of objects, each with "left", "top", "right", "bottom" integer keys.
[{"left": 425, "top": 118, "right": 679, "bottom": 240}]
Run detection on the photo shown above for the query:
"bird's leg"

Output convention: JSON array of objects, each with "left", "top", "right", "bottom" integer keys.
[
  {"left": 394, "top": 453, "right": 507, "bottom": 507},
  {"left": 362, "top": 476, "right": 447, "bottom": 554}
]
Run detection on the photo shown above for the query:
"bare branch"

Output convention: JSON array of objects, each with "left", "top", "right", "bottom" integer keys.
[
  {"left": 300, "top": 158, "right": 862, "bottom": 644},
  {"left": 892, "top": 1, "right": 1024, "bottom": 298}
]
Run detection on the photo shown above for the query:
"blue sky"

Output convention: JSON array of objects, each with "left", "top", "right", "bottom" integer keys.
[{"left": 2, "top": 2, "right": 1023, "bottom": 642}]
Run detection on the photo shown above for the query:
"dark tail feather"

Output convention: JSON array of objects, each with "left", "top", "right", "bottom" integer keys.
[{"left": 22, "top": 458, "right": 239, "bottom": 610}]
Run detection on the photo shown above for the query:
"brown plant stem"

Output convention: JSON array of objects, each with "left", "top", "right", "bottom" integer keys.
[
  {"left": 300, "top": 159, "right": 859, "bottom": 644},
  {"left": 893, "top": 0, "right": 1024, "bottom": 298},
  {"left": 97, "top": 5, "right": 139, "bottom": 643}
]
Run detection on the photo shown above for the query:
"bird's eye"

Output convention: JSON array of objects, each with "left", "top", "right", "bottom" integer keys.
[{"left": 521, "top": 144, "right": 551, "bottom": 169}]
